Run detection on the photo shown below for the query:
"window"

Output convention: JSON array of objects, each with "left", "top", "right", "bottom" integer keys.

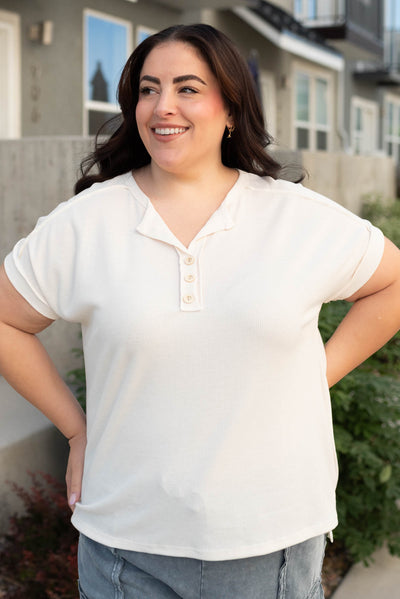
[
  {"left": 295, "top": 73, "right": 310, "bottom": 149},
  {"left": 351, "top": 97, "right": 377, "bottom": 155},
  {"left": 386, "top": 0, "right": 400, "bottom": 29},
  {"left": 84, "top": 10, "right": 132, "bottom": 135},
  {"left": 385, "top": 0, "right": 400, "bottom": 69},
  {"left": 385, "top": 96, "right": 400, "bottom": 162},
  {"left": 294, "top": 71, "right": 330, "bottom": 151},
  {"left": 315, "top": 77, "right": 328, "bottom": 150}
]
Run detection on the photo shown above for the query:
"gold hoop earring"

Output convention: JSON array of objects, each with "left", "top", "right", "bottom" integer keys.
[{"left": 227, "top": 125, "right": 235, "bottom": 139}]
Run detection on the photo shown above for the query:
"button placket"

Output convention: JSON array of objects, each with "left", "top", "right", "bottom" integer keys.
[{"left": 178, "top": 249, "right": 203, "bottom": 311}]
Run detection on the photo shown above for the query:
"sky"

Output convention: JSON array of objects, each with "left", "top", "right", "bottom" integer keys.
[{"left": 385, "top": 0, "right": 400, "bottom": 30}]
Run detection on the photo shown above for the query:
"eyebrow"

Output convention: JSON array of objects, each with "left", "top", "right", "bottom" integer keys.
[{"left": 139, "top": 74, "right": 207, "bottom": 85}]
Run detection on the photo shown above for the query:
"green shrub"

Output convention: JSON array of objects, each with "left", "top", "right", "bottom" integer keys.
[
  {"left": 320, "top": 302, "right": 400, "bottom": 564},
  {"left": 0, "top": 472, "right": 78, "bottom": 598}
]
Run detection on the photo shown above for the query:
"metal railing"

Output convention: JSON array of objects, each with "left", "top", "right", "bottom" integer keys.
[{"left": 295, "top": 0, "right": 345, "bottom": 25}]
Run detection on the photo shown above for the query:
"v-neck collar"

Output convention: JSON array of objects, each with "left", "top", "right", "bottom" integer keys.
[{"left": 128, "top": 170, "right": 243, "bottom": 253}]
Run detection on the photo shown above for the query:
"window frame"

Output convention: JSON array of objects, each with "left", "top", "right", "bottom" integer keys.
[
  {"left": 83, "top": 9, "right": 133, "bottom": 136},
  {"left": 259, "top": 72, "right": 277, "bottom": 142},
  {"left": 350, "top": 96, "right": 378, "bottom": 156},
  {"left": 0, "top": 9, "right": 21, "bottom": 138}
]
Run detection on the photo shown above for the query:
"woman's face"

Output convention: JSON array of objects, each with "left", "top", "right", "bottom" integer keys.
[{"left": 135, "top": 41, "right": 232, "bottom": 177}]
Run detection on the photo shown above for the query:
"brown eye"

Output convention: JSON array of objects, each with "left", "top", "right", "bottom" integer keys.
[
  {"left": 179, "top": 87, "right": 198, "bottom": 94},
  {"left": 139, "top": 86, "right": 156, "bottom": 95}
]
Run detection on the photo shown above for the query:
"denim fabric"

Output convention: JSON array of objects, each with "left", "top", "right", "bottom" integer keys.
[{"left": 78, "top": 533, "right": 326, "bottom": 599}]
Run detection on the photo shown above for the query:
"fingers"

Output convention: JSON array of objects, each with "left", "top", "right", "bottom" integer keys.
[
  {"left": 65, "top": 430, "right": 87, "bottom": 512},
  {"left": 68, "top": 491, "right": 78, "bottom": 509}
]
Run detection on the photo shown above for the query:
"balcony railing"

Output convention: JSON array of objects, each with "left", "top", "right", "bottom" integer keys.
[
  {"left": 295, "top": 0, "right": 345, "bottom": 26},
  {"left": 296, "top": 0, "right": 383, "bottom": 52}
]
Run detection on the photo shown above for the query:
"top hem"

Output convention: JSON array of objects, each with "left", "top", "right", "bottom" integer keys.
[{"left": 71, "top": 516, "right": 338, "bottom": 561}]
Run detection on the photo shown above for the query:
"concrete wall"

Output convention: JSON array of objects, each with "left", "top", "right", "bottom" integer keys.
[{"left": 301, "top": 150, "right": 396, "bottom": 212}]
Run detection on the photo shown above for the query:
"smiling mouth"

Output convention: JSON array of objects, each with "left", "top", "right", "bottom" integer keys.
[{"left": 153, "top": 127, "right": 188, "bottom": 135}]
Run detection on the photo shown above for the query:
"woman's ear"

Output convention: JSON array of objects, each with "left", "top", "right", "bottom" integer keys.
[{"left": 226, "top": 113, "right": 234, "bottom": 130}]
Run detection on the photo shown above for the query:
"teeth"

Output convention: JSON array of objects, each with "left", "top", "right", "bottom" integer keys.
[{"left": 154, "top": 127, "right": 186, "bottom": 135}]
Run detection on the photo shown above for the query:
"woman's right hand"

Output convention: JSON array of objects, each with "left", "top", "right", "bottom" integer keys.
[{"left": 66, "top": 429, "right": 87, "bottom": 511}]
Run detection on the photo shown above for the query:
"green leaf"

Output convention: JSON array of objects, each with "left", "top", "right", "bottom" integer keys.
[{"left": 379, "top": 464, "right": 392, "bottom": 484}]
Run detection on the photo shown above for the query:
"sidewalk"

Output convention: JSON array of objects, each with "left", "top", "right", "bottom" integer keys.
[{"left": 333, "top": 545, "right": 400, "bottom": 598}]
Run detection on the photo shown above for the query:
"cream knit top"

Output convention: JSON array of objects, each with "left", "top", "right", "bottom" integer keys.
[{"left": 5, "top": 170, "right": 384, "bottom": 559}]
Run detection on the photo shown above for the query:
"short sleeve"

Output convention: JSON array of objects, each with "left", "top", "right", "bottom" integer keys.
[
  {"left": 4, "top": 200, "right": 80, "bottom": 322},
  {"left": 327, "top": 219, "right": 385, "bottom": 302},
  {"left": 5, "top": 238, "right": 60, "bottom": 319},
  {"left": 274, "top": 181, "right": 386, "bottom": 305}
]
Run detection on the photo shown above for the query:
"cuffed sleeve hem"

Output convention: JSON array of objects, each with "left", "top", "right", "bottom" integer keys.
[
  {"left": 4, "top": 253, "right": 59, "bottom": 320},
  {"left": 329, "top": 224, "right": 385, "bottom": 302}
]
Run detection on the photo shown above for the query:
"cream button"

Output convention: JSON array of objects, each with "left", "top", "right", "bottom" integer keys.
[
  {"left": 184, "top": 256, "right": 195, "bottom": 265},
  {"left": 184, "top": 274, "right": 195, "bottom": 283},
  {"left": 183, "top": 295, "right": 194, "bottom": 304}
]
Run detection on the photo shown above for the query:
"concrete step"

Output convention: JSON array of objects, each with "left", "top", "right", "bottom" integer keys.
[{"left": 333, "top": 545, "right": 400, "bottom": 598}]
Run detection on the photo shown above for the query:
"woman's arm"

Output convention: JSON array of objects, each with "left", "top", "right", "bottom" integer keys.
[
  {"left": 325, "top": 237, "right": 400, "bottom": 388},
  {"left": 0, "top": 264, "right": 86, "bottom": 509}
]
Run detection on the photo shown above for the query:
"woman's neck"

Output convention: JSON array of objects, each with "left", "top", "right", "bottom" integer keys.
[{"left": 134, "top": 162, "right": 238, "bottom": 204}]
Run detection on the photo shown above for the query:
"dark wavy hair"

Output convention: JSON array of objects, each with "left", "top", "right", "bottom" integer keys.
[{"left": 75, "top": 23, "right": 282, "bottom": 194}]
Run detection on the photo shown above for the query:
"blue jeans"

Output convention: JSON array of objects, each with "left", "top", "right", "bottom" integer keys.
[{"left": 77, "top": 533, "right": 326, "bottom": 599}]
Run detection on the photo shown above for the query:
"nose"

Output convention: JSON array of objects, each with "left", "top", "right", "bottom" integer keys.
[{"left": 154, "top": 89, "right": 177, "bottom": 117}]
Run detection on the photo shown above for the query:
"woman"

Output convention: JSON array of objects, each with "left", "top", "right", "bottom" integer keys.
[{"left": 1, "top": 24, "right": 400, "bottom": 599}]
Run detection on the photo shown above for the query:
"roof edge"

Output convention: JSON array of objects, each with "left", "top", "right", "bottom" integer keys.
[{"left": 233, "top": 6, "right": 344, "bottom": 71}]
